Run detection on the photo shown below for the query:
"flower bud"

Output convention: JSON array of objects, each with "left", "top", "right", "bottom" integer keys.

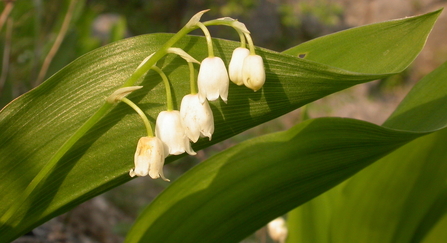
[
  {"left": 155, "top": 110, "right": 196, "bottom": 156},
  {"left": 129, "top": 136, "right": 169, "bottom": 181},
  {"left": 228, "top": 47, "right": 250, "bottom": 86},
  {"left": 198, "top": 57, "right": 229, "bottom": 103},
  {"left": 180, "top": 94, "right": 214, "bottom": 143},
  {"left": 242, "top": 54, "right": 265, "bottom": 92}
]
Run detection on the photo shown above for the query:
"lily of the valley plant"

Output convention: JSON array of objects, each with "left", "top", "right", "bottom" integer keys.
[
  {"left": 107, "top": 10, "right": 266, "bottom": 181},
  {"left": 1, "top": 6, "right": 443, "bottom": 243}
]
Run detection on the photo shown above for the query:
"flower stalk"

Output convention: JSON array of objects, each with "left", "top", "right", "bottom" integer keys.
[
  {"left": 196, "top": 22, "right": 214, "bottom": 57},
  {"left": 120, "top": 97, "right": 153, "bottom": 137},
  {"left": 151, "top": 66, "right": 174, "bottom": 111}
]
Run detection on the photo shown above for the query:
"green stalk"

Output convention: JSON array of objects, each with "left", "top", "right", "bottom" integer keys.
[
  {"left": 121, "top": 97, "right": 154, "bottom": 137},
  {"left": 244, "top": 32, "right": 256, "bottom": 55},
  {"left": 196, "top": 22, "right": 214, "bottom": 57},
  {"left": 188, "top": 62, "right": 197, "bottom": 94},
  {"left": 236, "top": 28, "right": 246, "bottom": 48},
  {"left": 151, "top": 66, "right": 174, "bottom": 111}
]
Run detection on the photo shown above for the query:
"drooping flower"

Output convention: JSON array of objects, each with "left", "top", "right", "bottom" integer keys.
[
  {"left": 242, "top": 54, "right": 266, "bottom": 92},
  {"left": 267, "top": 217, "right": 288, "bottom": 243},
  {"left": 155, "top": 110, "right": 196, "bottom": 156},
  {"left": 129, "top": 136, "right": 169, "bottom": 181},
  {"left": 197, "top": 56, "right": 229, "bottom": 103},
  {"left": 228, "top": 47, "right": 250, "bottom": 86},
  {"left": 180, "top": 94, "right": 214, "bottom": 143}
]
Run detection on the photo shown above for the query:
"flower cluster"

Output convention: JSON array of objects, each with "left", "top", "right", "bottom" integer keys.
[{"left": 108, "top": 10, "right": 265, "bottom": 182}]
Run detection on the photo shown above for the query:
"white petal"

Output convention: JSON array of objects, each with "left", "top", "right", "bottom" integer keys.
[
  {"left": 229, "top": 47, "right": 250, "bottom": 86},
  {"left": 242, "top": 55, "right": 266, "bottom": 91},
  {"left": 180, "top": 94, "right": 214, "bottom": 143},
  {"left": 155, "top": 110, "right": 196, "bottom": 156},
  {"left": 147, "top": 137, "right": 170, "bottom": 181},
  {"left": 267, "top": 217, "right": 288, "bottom": 243},
  {"left": 130, "top": 136, "right": 167, "bottom": 181},
  {"left": 198, "top": 57, "right": 229, "bottom": 103}
]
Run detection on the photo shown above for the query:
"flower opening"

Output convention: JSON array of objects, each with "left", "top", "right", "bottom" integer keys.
[
  {"left": 229, "top": 47, "right": 250, "bottom": 86},
  {"left": 129, "top": 136, "right": 169, "bottom": 181},
  {"left": 197, "top": 57, "right": 229, "bottom": 103},
  {"left": 180, "top": 94, "right": 214, "bottom": 142},
  {"left": 155, "top": 110, "right": 196, "bottom": 156}
]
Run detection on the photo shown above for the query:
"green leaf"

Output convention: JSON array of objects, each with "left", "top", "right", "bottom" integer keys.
[
  {"left": 328, "top": 128, "right": 447, "bottom": 243},
  {"left": 287, "top": 60, "right": 447, "bottom": 243},
  {"left": 0, "top": 9, "right": 440, "bottom": 242},
  {"left": 284, "top": 10, "right": 442, "bottom": 73},
  {"left": 125, "top": 11, "right": 445, "bottom": 243},
  {"left": 422, "top": 209, "right": 447, "bottom": 243},
  {"left": 319, "top": 61, "right": 447, "bottom": 243},
  {"left": 383, "top": 61, "right": 447, "bottom": 132}
]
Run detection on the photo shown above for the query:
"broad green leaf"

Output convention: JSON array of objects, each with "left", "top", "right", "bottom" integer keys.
[
  {"left": 0, "top": 9, "right": 440, "bottom": 242},
  {"left": 324, "top": 61, "right": 447, "bottom": 243},
  {"left": 383, "top": 61, "right": 447, "bottom": 132},
  {"left": 422, "top": 208, "right": 447, "bottom": 243},
  {"left": 283, "top": 10, "right": 442, "bottom": 73},
  {"left": 126, "top": 12, "right": 446, "bottom": 243},
  {"left": 286, "top": 183, "right": 342, "bottom": 243},
  {"left": 329, "top": 128, "right": 447, "bottom": 243},
  {"left": 286, "top": 60, "right": 447, "bottom": 243}
]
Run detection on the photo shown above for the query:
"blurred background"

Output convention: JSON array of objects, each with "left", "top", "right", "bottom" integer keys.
[{"left": 2, "top": 0, "right": 446, "bottom": 242}]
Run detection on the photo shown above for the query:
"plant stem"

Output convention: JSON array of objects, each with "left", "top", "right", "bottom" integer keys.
[
  {"left": 196, "top": 22, "right": 214, "bottom": 57},
  {"left": 34, "top": 0, "right": 78, "bottom": 86},
  {"left": 0, "top": 0, "right": 14, "bottom": 32},
  {"left": 0, "top": 19, "right": 12, "bottom": 94},
  {"left": 188, "top": 62, "right": 197, "bottom": 94},
  {"left": 237, "top": 29, "right": 246, "bottom": 48},
  {"left": 121, "top": 97, "right": 154, "bottom": 137},
  {"left": 244, "top": 33, "right": 256, "bottom": 55},
  {"left": 151, "top": 66, "right": 174, "bottom": 111}
]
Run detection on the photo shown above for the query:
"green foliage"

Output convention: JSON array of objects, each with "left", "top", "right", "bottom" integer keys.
[
  {"left": 286, "top": 61, "right": 447, "bottom": 243},
  {"left": 0, "top": 7, "right": 445, "bottom": 243}
]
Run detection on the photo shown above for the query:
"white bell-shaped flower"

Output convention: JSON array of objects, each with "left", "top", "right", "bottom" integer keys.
[
  {"left": 155, "top": 110, "right": 196, "bottom": 156},
  {"left": 180, "top": 94, "right": 214, "bottom": 143},
  {"left": 198, "top": 56, "right": 229, "bottom": 103},
  {"left": 229, "top": 47, "right": 250, "bottom": 86},
  {"left": 267, "top": 217, "right": 288, "bottom": 243},
  {"left": 242, "top": 54, "right": 266, "bottom": 92},
  {"left": 129, "top": 136, "right": 169, "bottom": 181}
]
